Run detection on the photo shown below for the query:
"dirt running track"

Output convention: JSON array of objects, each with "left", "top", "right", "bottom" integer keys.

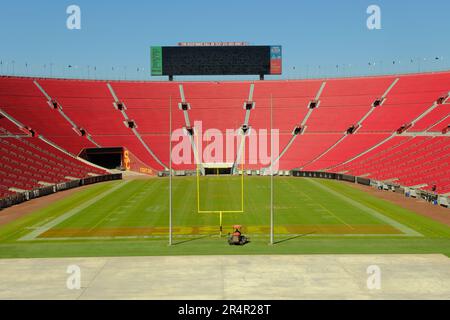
[
  {"left": 345, "top": 182, "right": 450, "bottom": 226},
  {"left": 0, "top": 185, "right": 93, "bottom": 227}
]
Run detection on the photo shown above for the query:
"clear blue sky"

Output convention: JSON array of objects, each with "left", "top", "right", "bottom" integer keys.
[{"left": 0, "top": 0, "right": 449, "bottom": 80}]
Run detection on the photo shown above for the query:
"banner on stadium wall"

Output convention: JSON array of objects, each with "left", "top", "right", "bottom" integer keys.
[
  {"left": 123, "top": 150, "right": 131, "bottom": 171},
  {"left": 151, "top": 46, "right": 163, "bottom": 76},
  {"left": 270, "top": 46, "right": 282, "bottom": 75},
  {"left": 125, "top": 149, "right": 155, "bottom": 176}
]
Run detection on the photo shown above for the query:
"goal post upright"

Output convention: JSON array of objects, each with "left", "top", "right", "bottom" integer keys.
[
  {"left": 241, "top": 164, "right": 244, "bottom": 213},
  {"left": 270, "top": 94, "right": 274, "bottom": 245},
  {"left": 169, "top": 95, "right": 173, "bottom": 246},
  {"left": 196, "top": 131, "right": 201, "bottom": 213}
]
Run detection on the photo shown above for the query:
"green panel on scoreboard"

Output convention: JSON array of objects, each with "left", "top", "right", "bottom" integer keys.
[{"left": 151, "top": 46, "right": 163, "bottom": 76}]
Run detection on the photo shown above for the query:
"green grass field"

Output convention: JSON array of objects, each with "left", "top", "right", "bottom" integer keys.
[{"left": 0, "top": 177, "right": 449, "bottom": 259}]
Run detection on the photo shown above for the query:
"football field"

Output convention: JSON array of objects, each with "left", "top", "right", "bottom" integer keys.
[{"left": 0, "top": 177, "right": 449, "bottom": 259}]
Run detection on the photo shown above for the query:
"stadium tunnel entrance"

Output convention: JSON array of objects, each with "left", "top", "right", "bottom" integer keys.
[
  {"left": 79, "top": 147, "right": 124, "bottom": 170},
  {"left": 203, "top": 163, "right": 233, "bottom": 175}
]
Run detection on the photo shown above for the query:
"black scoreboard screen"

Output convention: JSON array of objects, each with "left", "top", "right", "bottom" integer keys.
[{"left": 151, "top": 45, "right": 282, "bottom": 77}]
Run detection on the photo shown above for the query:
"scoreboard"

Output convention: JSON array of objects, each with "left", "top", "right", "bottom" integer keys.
[{"left": 151, "top": 45, "right": 282, "bottom": 77}]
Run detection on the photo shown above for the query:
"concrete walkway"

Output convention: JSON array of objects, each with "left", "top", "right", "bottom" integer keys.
[{"left": 0, "top": 254, "right": 449, "bottom": 300}]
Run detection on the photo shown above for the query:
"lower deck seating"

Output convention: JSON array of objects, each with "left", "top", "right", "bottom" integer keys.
[
  {"left": 333, "top": 136, "right": 450, "bottom": 194},
  {"left": 0, "top": 126, "right": 107, "bottom": 198},
  {"left": 278, "top": 134, "right": 343, "bottom": 170},
  {"left": 303, "top": 134, "right": 391, "bottom": 171}
]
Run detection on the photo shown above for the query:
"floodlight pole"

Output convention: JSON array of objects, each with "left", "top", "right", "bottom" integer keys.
[
  {"left": 270, "top": 94, "right": 274, "bottom": 245},
  {"left": 169, "top": 96, "right": 173, "bottom": 246}
]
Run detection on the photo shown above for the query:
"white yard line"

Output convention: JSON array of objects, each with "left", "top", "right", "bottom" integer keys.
[
  {"left": 305, "top": 179, "right": 422, "bottom": 236},
  {"left": 19, "top": 181, "right": 132, "bottom": 241}
]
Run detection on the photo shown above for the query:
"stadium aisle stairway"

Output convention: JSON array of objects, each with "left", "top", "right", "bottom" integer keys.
[
  {"left": 306, "top": 76, "right": 394, "bottom": 132},
  {"left": 0, "top": 77, "right": 95, "bottom": 154},
  {"left": 360, "top": 73, "right": 450, "bottom": 132}
]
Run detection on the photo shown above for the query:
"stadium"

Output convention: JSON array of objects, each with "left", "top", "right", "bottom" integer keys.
[{"left": 0, "top": 1, "right": 450, "bottom": 302}]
